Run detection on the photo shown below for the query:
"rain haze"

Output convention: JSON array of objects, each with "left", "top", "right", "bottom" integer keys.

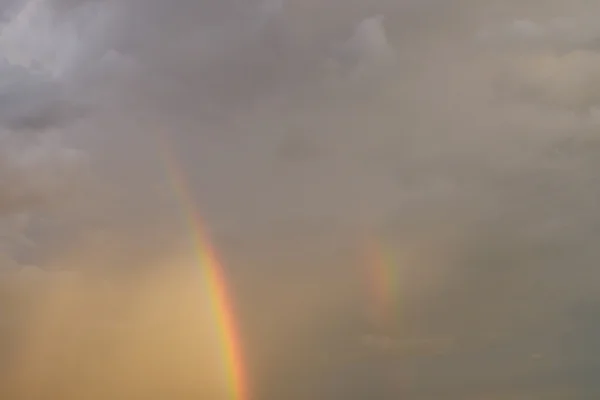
[{"left": 1, "top": 0, "right": 600, "bottom": 399}]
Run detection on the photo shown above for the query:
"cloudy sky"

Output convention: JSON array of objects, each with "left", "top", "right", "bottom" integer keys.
[{"left": 2, "top": 0, "right": 600, "bottom": 399}]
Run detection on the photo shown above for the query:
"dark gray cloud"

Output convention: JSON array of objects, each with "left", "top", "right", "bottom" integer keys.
[
  {"left": 0, "top": 15, "right": 87, "bottom": 259},
  {"left": 0, "top": 78, "right": 85, "bottom": 132},
  {"left": 0, "top": 0, "right": 23, "bottom": 21}
]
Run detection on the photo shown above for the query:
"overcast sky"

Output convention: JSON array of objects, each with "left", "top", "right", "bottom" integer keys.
[{"left": 2, "top": 0, "right": 600, "bottom": 399}]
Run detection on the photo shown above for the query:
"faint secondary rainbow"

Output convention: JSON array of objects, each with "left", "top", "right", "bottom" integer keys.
[
  {"left": 364, "top": 237, "right": 398, "bottom": 329},
  {"left": 154, "top": 133, "right": 249, "bottom": 400}
]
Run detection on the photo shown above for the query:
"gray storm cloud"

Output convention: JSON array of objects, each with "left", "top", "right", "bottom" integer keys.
[
  {"left": 476, "top": 13, "right": 600, "bottom": 114},
  {"left": 0, "top": 0, "right": 22, "bottom": 21},
  {"left": 3, "top": 0, "right": 600, "bottom": 398}
]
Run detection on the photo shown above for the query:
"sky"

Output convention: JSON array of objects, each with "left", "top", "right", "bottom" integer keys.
[{"left": 2, "top": 0, "right": 600, "bottom": 399}]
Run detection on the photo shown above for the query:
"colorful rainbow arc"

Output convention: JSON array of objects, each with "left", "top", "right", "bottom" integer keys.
[{"left": 155, "top": 133, "right": 249, "bottom": 400}]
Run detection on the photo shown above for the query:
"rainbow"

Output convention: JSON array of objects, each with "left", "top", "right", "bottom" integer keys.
[
  {"left": 155, "top": 134, "right": 249, "bottom": 400},
  {"left": 364, "top": 237, "right": 398, "bottom": 330}
]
